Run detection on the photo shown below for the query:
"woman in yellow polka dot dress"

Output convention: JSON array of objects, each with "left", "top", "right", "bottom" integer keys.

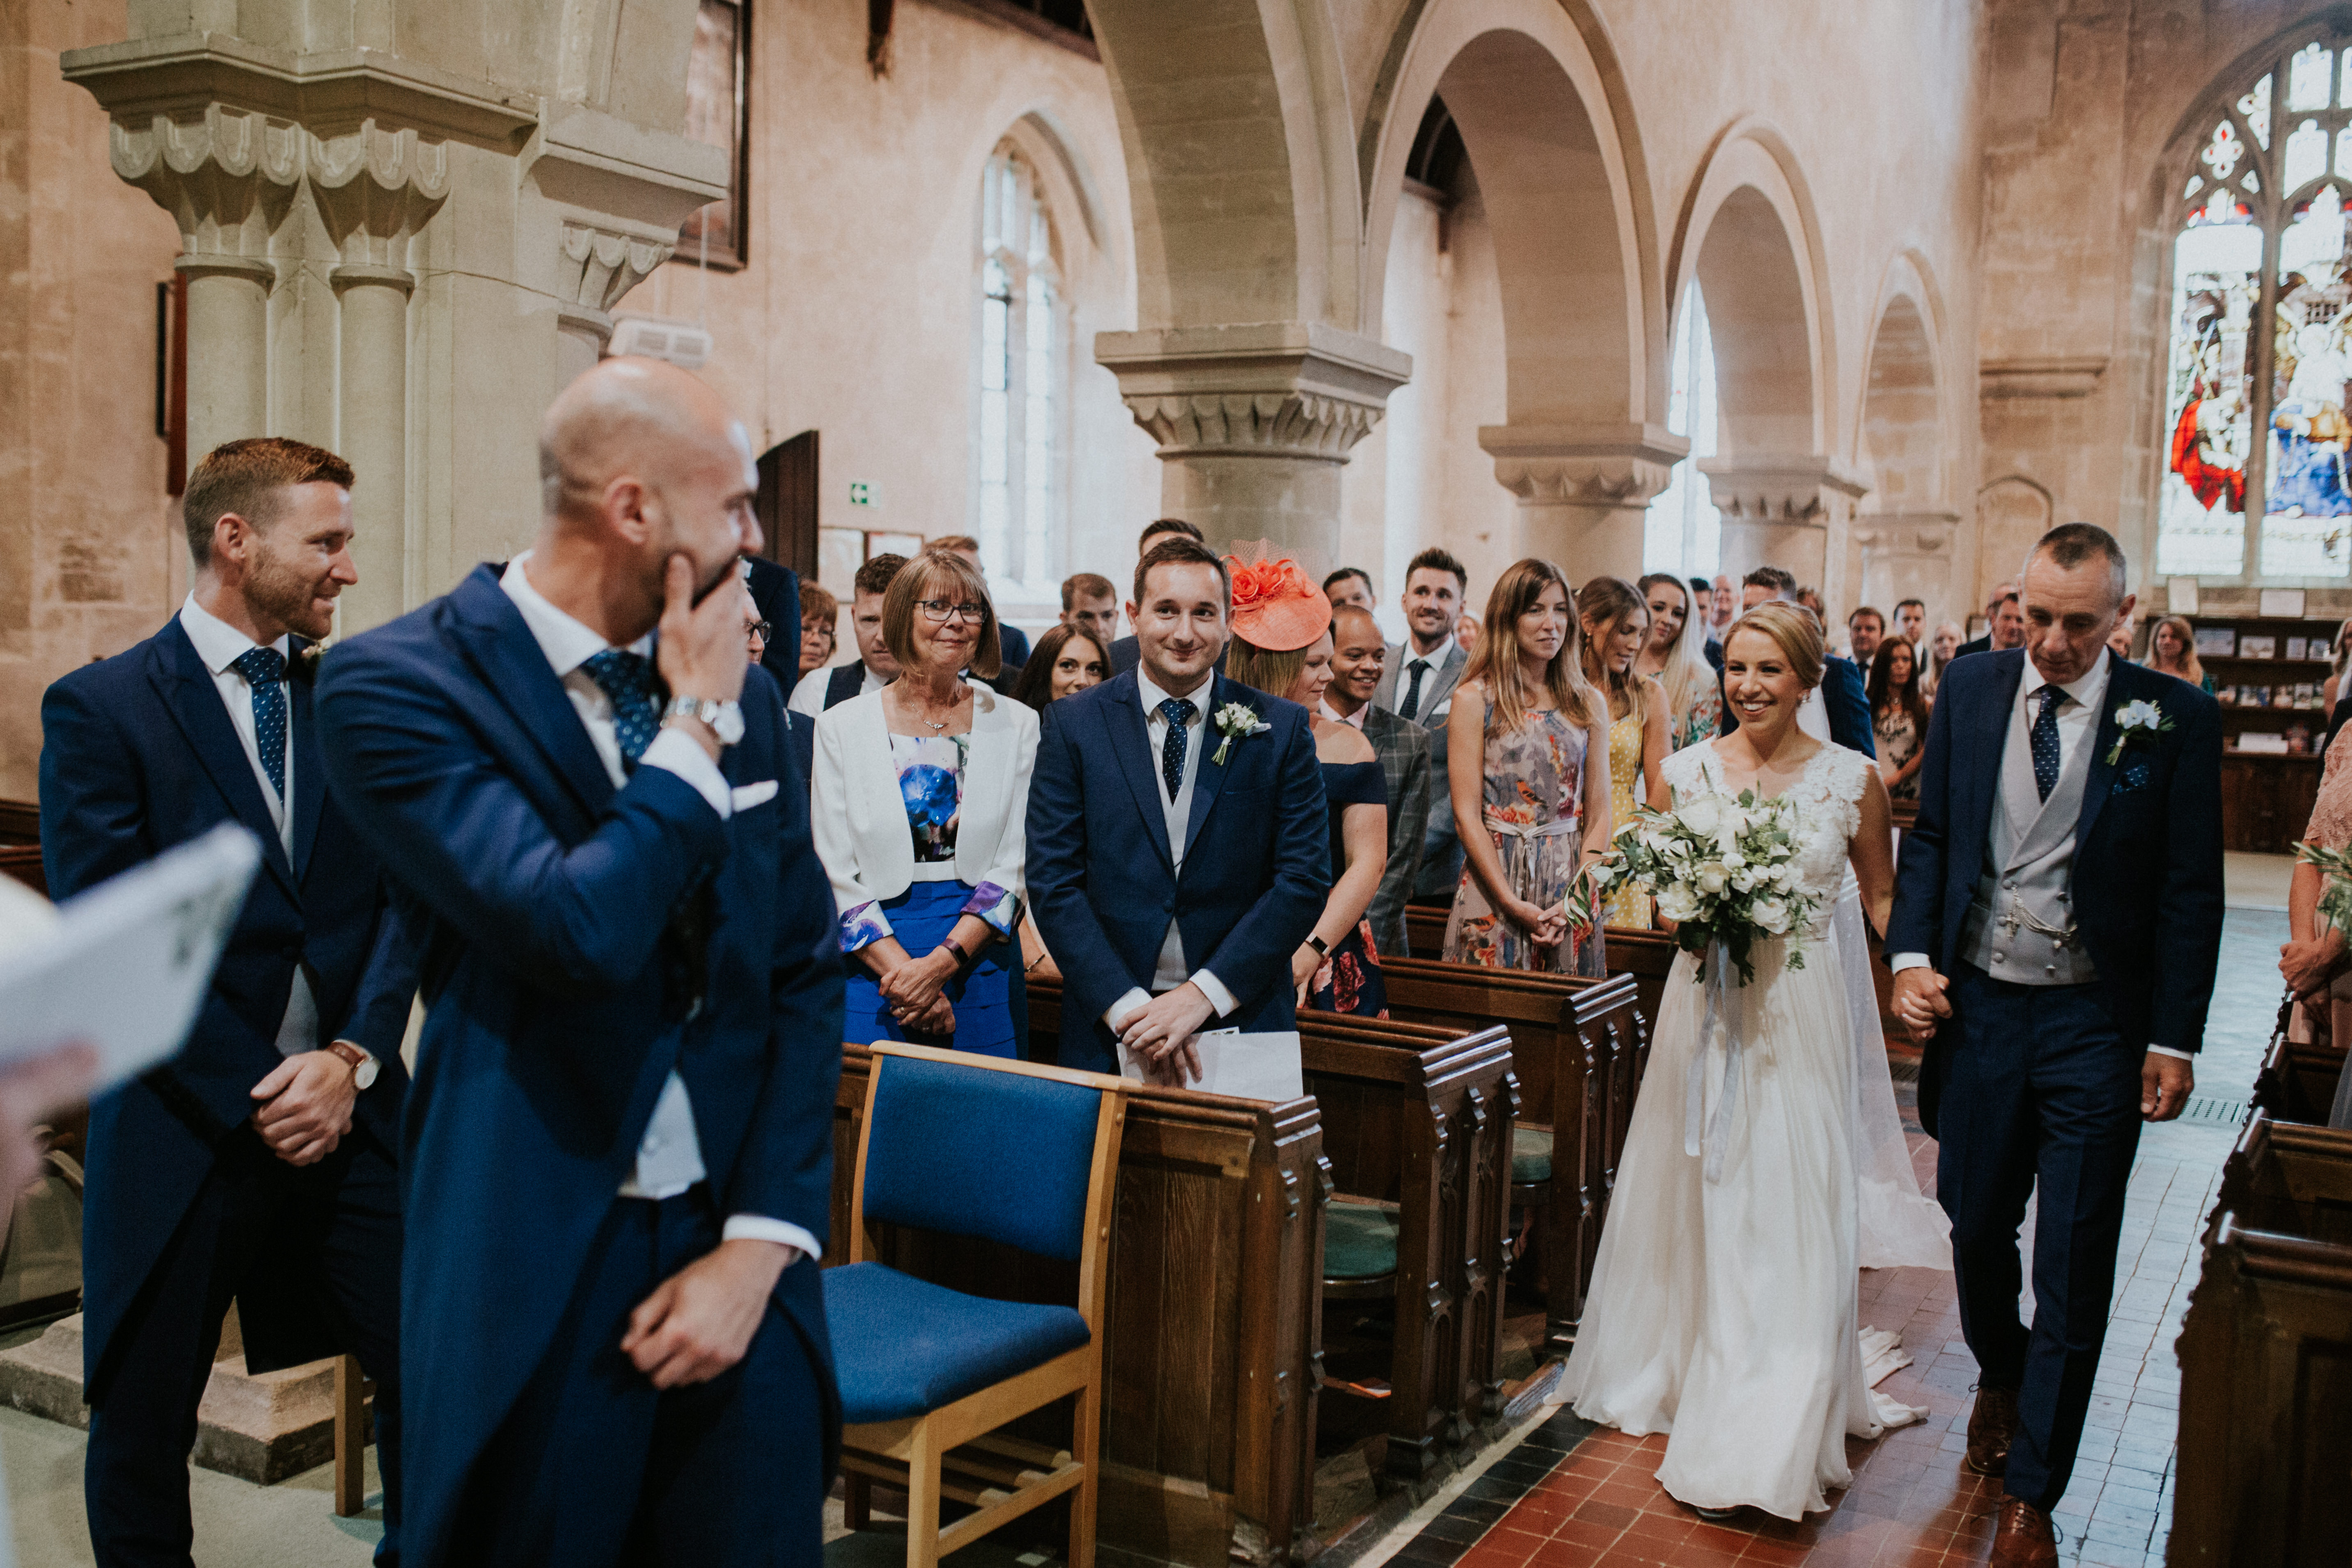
[{"left": 1578, "top": 577, "right": 1668, "bottom": 930}]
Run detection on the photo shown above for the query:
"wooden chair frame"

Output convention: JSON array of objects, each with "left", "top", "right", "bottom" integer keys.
[{"left": 840, "top": 1042, "right": 1128, "bottom": 1568}]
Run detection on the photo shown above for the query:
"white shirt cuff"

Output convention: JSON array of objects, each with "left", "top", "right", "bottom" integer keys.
[
  {"left": 2146, "top": 1045, "right": 2194, "bottom": 1061},
  {"left": 641, "top": 727, "right": 732, "bottom": 818},
  {"left": 1105, "top": 987, "right": 1151, "bottom": 1033},
  {"left": 720, "top": 1215, "right": 821, "bottom": 1261},
  {"left": 1191, "top": 968, "right": 1238, "bottom": 1018},
  {"left": 1889, "top": 952, "right": 1931, "bottom": 973}
]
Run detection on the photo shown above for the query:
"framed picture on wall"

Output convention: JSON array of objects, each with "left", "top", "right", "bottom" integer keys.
[
  {"left": 676, "top": 0, "right": 750, "bottom": 270},
  {"left": 2193, "top": 626, "right": 2237, "bottom": 658},
  {"left": 869, "top": 532, "right": 924, "bottom": 560},
  {"left": 817, "top": 528, "right": 865, "bottom": 600}
]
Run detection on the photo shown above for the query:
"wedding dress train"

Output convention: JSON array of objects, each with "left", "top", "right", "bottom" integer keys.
[{"left": 1555, "top": 742, "right": 1951, "bottom": 1519}]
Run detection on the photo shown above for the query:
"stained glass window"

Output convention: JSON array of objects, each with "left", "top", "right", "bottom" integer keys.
[
  {"left": 1643, "top": 282, "right": 1721, "bottom": 577},
  {"left": 2161, "top": 45, "right": 2352, "bottom": 580},
  {"left": 974, "top": 144, "right": 1063, "bottom": 595}
]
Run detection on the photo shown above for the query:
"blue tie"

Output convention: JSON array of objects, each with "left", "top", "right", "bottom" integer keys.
[
  {"left": 2031, "top": 685, "right": 2065, "bottom": 802},
  {"left": 231, "top": 646, "right": 288, "bottom": 802},
  {"left": 1159, "top": 698, "right": 1197, "bottom": 800},
  {"left": 582, "top": 649, "right": 663, "bottom": 768}
]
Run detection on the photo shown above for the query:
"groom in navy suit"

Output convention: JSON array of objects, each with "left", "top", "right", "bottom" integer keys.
[
  {"left": 316, "top": 358, "right": 841, "bottom": 1567},
  {"left": 1026, "top": 536, "right": 1328, "bottom": 1081},
  {"left": 41, "top": 437, "right": 415, "bottom": 1567},
  {"left": 1889, "top": 523, "right": 2221, "bottom": 1567}
]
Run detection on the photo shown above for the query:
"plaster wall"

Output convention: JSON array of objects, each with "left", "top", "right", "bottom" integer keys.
[{"left": 621, "top": 0, "right": 1158, "bottom": 630}]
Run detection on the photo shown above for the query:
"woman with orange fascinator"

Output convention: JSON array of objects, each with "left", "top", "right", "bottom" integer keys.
[{"left": 1224, "top": 552, "right": 1393, "bottom": 1018}]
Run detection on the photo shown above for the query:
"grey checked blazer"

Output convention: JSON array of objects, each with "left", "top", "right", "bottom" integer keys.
[
  {"left": 1358, "top": 704, "right": 1430, "bottom": 956},
  {"left": 1373, "top": 640, "right": 1468, "bottom": 899}
]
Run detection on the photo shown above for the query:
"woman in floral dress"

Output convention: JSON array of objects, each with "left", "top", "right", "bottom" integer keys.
[{"left": 1442, "top": 558, "right": 1613, "bottom": 977}]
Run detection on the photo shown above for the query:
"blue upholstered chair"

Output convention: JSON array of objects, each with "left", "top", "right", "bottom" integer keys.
[{"left": 826, "top": 1042, "right": 1128, "bottom": 1568}]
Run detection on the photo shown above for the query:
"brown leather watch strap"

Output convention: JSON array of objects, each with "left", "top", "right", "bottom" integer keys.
[{"left": 326, "top": 1041, "right": 372, "bottom": 1077}]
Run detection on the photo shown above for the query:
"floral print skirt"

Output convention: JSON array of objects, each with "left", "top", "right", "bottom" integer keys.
[
  {"left": 1442, "top": 817, "right": 1607, "bottom": 977},
  {"left": 1308, "top": 919, "right": 1389, "bottom": 1018}
]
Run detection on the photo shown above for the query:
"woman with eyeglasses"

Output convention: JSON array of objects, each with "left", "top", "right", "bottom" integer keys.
[{"left": 810, "top": 549, "right": 1038, "bottom": 1057}]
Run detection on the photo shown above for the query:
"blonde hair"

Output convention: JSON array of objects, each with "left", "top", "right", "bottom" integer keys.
[
  {"left": 1722, "top": 601, "right": 1825, "bottom": 690},
  {"left": 1461, "top": 557, "right": 1604, "bottom": 735},
  {"left": 882, "top": 549, "right": 1003, "bottom": 679},
  {"left": 2149, "top": 613, "right": 2202, "bottom": 686},
  {"left": 1576, "top": 576, "right": 1653, "bottom": 728},
  {"left": 1636, "top": 572, "right": 1714, "bottom": 723},
  {"left": 1225, "top": 633, "right": 1309, "bottom": 702}
]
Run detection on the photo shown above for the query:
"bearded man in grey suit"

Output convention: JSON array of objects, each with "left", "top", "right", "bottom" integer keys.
[{"left": 1373, "top": 548, "right": 1470, "bottom": 935}]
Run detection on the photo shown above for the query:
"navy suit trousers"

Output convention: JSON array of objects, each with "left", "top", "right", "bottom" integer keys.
[
  {"left": 1936, "top": 964, "right": 2145, "bottom": 1510},
  {"left": 445, "top": 1190, "right": 825, "bottom": 1568},
  {"left": 84, "top": 1126, "right": 402, "bottom": 1568}
]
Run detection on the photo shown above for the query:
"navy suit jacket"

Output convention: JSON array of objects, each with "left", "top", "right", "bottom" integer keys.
[
  {"left": 1887, "top": 650, "right": 2224, "bottom": 1135},
  {"left": 744, "top": 556, "right": 802, "bottom": 695},
  {"left": 39, "top": 615, "right": 415, "bottom": 1393},
  {"left": 314, "top": 565, "right": 844, "bottom": 1568},
  {"left": 1026, "top": 669, "right": 1329, "bottom": 1074},
  {"left": 1718, "top": 653, "right": 1877, "bottom": 758}
]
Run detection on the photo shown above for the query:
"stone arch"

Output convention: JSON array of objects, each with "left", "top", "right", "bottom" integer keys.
[
  {"left": 1976, "top": 474, "right": 2056, "bottom": 613},
  {"left": 1356, "top": 0, "right": 1673, "bottom": 578},
  {"left": 1850, "top": 257, "right": 1957, "bottom": 626},
  {"left": 1670, "top": 119, "right": 1849, "bottom": 584}
]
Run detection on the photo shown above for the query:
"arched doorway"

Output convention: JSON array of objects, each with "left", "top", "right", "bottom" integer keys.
[{"left": 1851, "top": 282, "right": 1955, "bottom": 630}]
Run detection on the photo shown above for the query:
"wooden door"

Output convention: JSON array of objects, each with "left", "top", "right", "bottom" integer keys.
[{"left": 754, "top": 430, "right": 818, "bottom": 578}]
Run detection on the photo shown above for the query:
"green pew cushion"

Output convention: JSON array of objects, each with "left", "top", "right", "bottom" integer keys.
[
  {"left": 1512, "top": 1126, "right": 1554, "bottom": 1185},
  {"left": 1324, "top": 1201, "right": 1400, "bottom": 1283}
]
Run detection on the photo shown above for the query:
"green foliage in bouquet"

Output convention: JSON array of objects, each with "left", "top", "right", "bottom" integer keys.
[
  {"left": 1592, "top": 785, "right": 1822, "bottom": 985},
  {"left": 2295, "top": 840, "right": 2352, "bottom": 939}
]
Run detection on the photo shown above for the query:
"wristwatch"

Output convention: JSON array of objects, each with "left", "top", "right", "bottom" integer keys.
[
  {"left": 326, "top": 1040, "right": 379, "bottom": 1091},
  {"left": 1304, "top": 933, "right": 1331, "bottom": 958},
  {"left": 663, "top": 694, "right": 745, "bottom": 747}
]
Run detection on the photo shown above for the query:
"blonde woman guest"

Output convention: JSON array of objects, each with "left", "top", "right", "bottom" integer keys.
[
  {"left": 1923, "top": 620, "right": 1963, "bottom": 698},
  {"left": 1225, "top": 557, "right": 1392, "bottom": 1018},
  {"left": 2147, "top": 613, "right": 2212, "bottom": 694},
  {"left": 1582, "top": 577, "right": 1669, "bottom": 931},
  {"left": 812, "top": 549, "right": 1037, "bottom": 1057},
  {"left": 1442, "top": 558, "right": 1612, "bottom": 976},
  {"left": 1636, "top": 571, "right": 1723, "bottom": 749}
]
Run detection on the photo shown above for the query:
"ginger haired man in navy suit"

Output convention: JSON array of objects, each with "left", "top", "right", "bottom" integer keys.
[
  {"left": 316, "top": 357, "right": 840, "bottom": 1568},
  {"left": 41, "top": 437, "right": 416, "bottom": 1567}
]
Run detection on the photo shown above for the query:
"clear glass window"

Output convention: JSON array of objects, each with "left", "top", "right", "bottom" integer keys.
[
  {"left": 973, "top": 144, "right": 1064, "bottom": 598},
  {"left": 1642, "top": 282, "right": 1721, "bottom": 578}
]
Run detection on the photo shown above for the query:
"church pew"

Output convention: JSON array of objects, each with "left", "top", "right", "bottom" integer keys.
[
  {"left": 1379, "top": 958, "right": 1647, "bottom": 1354},
  {"left": 1293, "top": 1011, "right": 1514, "bottom": 1485},
  {"left": 1403, "top": 903, "right": 1446, "bottom": 960},
  {"left": 0, "top": 846, "right": 44, "bottom": 896},
  {"left": 1599, "top": 926, "right": 1673, "bottom": 1060},
  {"left": 2174, "top": 1113, "right": 2352, "bottom": 1563},
  {"left": 2253, "top": 997, "right": 2344, "bottom": 1126},
  {"left": 832, "top": 1041, "right": 1327, "bottom": 1568}
]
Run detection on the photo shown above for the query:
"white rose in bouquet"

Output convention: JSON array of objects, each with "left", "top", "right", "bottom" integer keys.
[
  {"left": 1680, "top": 795, "right": 1722, "bottom": 835},
  {"left": 1696, "top": 863, "right": 1728, "bottom": 894},
  {"left": 1751, "top": 896, "right": 1791, "bottom": 935},
  {"left": 1655, "top": 882, "right": 1701, "bottom": 923}
]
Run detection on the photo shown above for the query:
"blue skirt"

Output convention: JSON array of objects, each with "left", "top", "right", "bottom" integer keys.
[{"left": 842, "top": 880, "right": 1017, "bottom": 1059}]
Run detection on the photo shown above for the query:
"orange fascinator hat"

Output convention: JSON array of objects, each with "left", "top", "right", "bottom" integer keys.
[{"left": 1224, "top": 551, "right": 1331, "bottom": 653}]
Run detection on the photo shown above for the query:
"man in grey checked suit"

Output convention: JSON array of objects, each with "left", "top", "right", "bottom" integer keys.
[
  {"left": 1373, "top": 548, "right": 1470, "bottom": 933},
  {"left": 1324, "top": 605, "right": 1428, "bottom": 956}
]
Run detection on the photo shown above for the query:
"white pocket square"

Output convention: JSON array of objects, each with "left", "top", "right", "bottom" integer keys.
[{"left": 729, "top": 780, "right": 779, "bottom": 811}]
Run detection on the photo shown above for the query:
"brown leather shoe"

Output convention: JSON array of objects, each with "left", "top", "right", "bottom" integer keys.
[
  {"left": 1966, "top": 1384, "right": 2020, "bottom": 1476},
  {"left": 1989, "top": 1495, "right": 2060, "bottom": 1567}
]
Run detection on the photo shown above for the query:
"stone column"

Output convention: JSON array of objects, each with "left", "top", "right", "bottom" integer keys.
[
  {"left": 1702, "top": 454, "right": 1870, "bottom": 587},
  {"left": 1478, "top": 423, "right": 1688, "bottom": 580},
  {"left": 1097, "top": 323, "right": 1410, "bottom": 567},
  {"left": 307, "top": 122, "right": 450, "bottom": 632},
  {"left": 1850, "top": 511, "right": 1960, "bottom": 628},
  {"left": 109, "top": 107, "right": 301, "bottom": 461}
]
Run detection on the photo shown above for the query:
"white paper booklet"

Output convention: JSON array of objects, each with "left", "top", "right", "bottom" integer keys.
[
  {"left": 0, "top": 823, "right": 261, "bottom": 1089},
  {"left": 1119, "top": 1027, "right": 1304, "bottom": 1102}
]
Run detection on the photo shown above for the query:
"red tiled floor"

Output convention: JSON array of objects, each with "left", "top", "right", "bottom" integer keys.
[{"left": 1385, "top": 1120, "right": 2212, "bottom": 1566}]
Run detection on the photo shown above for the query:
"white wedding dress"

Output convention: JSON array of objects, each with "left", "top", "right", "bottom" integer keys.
[{"left": 1555, "top": 740, "right": 1951, "bottom": 1519}]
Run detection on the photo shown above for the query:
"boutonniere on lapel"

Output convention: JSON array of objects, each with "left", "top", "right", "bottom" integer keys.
[
  {"left": 290, "top": 641, "right": 328, "bottom": 682},
  {"left": 1211, "top": 701, "right": 1270, "bottom": 765},
  {"left": 2103, "top": 698, "right": 2175, "bottom": 766}
]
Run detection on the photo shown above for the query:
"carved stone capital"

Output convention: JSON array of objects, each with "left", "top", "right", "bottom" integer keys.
[
  {"left": 110, "top": 104, "right": 302, "bottom": 262},
  {"left": 1478, "top": 423, "right": 1689, "bottom": 509},
  {"left": 306, "top": 119, "right": 449, "bottom": 271},
  {"left": 1097, "top": 323, "right": 1411, "bottom": 461},
  {"left": 1848, "top": 510, "right": 1960, "bottom": 556},
  {"left": 1700, "top": 454, "right": 1870, "bottom": 524}
]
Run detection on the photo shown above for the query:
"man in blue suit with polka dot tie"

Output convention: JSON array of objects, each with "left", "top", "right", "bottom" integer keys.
[{"left": 40, "top": 438, "right": 416, "bottom": 1567}]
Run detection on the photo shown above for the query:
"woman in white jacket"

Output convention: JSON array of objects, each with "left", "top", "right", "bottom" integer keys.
[{"left": 812, "top": 548, "right": 1038, "bottom": 1056}]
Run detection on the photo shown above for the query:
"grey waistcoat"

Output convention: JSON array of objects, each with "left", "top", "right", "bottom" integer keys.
[{"left": 1958, "top": 686, "right": 2100, "bottom": 986}]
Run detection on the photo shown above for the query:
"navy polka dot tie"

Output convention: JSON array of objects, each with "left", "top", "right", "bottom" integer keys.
[
  {"left": 230, "top": 646, "right": 288, "bottom": 802},
  {"left": 2031, "top": 685, "right": 2065, "bottom": 802},
  {"left": 582, "top": 649, "right": 663, "bottom": 768},
  {"left": 1159, "top": 697, "right": 1197, "bottom": 800}
]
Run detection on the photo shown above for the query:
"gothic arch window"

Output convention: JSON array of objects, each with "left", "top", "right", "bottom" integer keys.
[
  {"left": 974, "top": 141, "right": 1064, "bottom": 596},
  {"left": 2160, "top": 34, "right": 2352, "bottom": 581},
  {"left": 1643, "top": 281, "right": 1722, "bottom": 576}
]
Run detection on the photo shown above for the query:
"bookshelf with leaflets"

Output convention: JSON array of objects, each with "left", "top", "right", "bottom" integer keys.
[{"left": 2189, "top": 616, "right": 2334, "bottom": 852}]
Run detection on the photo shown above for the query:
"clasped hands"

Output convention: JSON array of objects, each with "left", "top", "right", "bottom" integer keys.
[
  {"left": 876, "top": 945, "right": 959, "bottom": 1035},
  {"left": 1891, "top": 965, "right": 2193, "bottom": 1123},
  {"left": 248, "top": 1046, "right": 363, "bottom": 1166},
  {"left": 1118, "top": 982, "right": 1216, "bottom": 1087}
]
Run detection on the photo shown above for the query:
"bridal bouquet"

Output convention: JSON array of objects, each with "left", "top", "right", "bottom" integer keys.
[
  {"left": 2295, "top": 839, "right": 2352, "bottom": 935},
  {"left": 1593, "top": 788, "right": 1821, "bottom": 984}
]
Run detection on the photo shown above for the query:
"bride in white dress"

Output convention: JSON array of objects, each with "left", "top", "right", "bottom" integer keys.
[{"left": 1557, "top": 602, "right": 1952, "bottom": 1521}]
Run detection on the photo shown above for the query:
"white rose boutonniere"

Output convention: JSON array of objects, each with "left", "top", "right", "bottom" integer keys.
[
  {"left": 2103, "top": 697, "right": 2175, "bottom": 767},
  {"left": 1211, "top": 701, "right": 1271, "bottom": 764}
]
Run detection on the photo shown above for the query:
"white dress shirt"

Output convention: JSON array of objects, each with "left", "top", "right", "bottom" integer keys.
[
  {"left": 1318, "top": 696, "right": 1366, "bottom": 730},
  {"left": 1888, "top": 650, "right": 2189, "bottom": 1060},
  {"left": 787, "top": 660, "right": 886, "bottom": 718},
  {"left": 500, "top": 557, "right": 821, "bottom": 1256},
  {"left": 1103, "top": 668, "right": 1240, "bottom": 1031},
  {"left": 1393, "top": 634, "right": 1456, "bottom": 719},
  {"left": 178, "top": 594, "right": 323, "bottom": 1059}
]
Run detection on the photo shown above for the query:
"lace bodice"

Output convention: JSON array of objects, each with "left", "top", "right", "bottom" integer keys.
[{"left": 1660, "top": 742, "right": 1874, "bottom": 935}]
